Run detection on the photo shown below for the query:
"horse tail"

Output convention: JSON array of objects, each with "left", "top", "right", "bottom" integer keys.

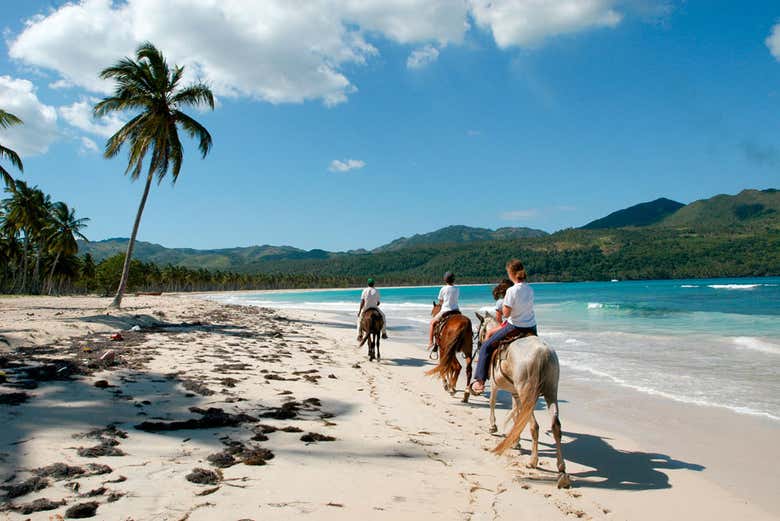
[
  {"left": 425, "top": 319, "right": 468, "bottom": 380},
  {"left": 492, "top": 344, "right": 547, "bottom": 455}
]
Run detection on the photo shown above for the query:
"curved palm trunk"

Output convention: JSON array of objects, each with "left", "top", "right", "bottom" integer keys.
[
  {"left": 47, "top": 251, "right": 61, "bottom": 296},
  {"left": 21, "top": 232, "right": 29, "bottom": 294},
  {"left": 109, "top": 174, "right": 153, "bottom": 309}
]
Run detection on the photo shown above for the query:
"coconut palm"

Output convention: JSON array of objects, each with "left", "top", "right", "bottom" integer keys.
[
  {"left": 0, "top": 110, "right": 24, "bottom": 191},
  {"left": 94, "top": 42, "right": 214, "bottom": 308},
  {"left": 3, "top": 180, "right": 49, "bottom": 293},
  {"left": 46, "top": 201, "right": 89, "bottom": 294}
]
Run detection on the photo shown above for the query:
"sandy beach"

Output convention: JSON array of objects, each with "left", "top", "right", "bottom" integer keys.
[{"left": 0, "top": 294, "right": 777, "bottom": 520}]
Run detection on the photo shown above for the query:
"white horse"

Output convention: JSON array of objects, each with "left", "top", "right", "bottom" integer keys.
[{"left": 475, "top": 311, "right": 571, "bottom": 488}]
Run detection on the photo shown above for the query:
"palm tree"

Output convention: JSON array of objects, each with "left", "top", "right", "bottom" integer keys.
[
  {"left": 3, "top": 180, "right": 49, "bottom": 293},
  {"left": 94, "top": 42, "right": 214, "bottom": 308},
  {"left": 46, "top": 201, "right": 89, "bottom": 294},
  {"left": 0, "top": 110, "right": 24, "bottom": 190}
]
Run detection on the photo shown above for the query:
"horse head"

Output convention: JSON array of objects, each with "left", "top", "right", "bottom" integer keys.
[{"left": 431, "top": 300, "right": 442, "bottom": 317}]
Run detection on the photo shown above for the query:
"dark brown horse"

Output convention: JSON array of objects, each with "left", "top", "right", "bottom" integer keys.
[
  {"left": 358, "top": 308, "right": 384, "bottom": 361},
  {"left": 425, "top": 302, "right": 474, "bottom": 402}
]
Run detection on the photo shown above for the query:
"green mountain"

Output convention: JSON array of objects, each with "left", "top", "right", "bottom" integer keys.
[
  {"left": 581, "top": 197, "right": 684, "bottom": 229},
  {"left": 660, "top": 189, "right": 779, "bottom": 229},
  {"left": 77, "top": 189, "right": 780, "bottom": 283},
  {"left": 372, "top": 225, "right": 548, "bottom": 252},
  {"left": 78, "top": 238, "right": 330, "bottom": 269}
]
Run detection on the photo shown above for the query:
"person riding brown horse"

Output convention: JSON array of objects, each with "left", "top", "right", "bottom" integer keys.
[
  {"left": 358, "top": 308, "right": 384, "bottom": 361},
  {"left": 425, "top": 274, "right": 474, "bottom": 402}
]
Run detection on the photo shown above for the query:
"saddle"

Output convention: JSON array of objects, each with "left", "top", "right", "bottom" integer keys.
[
  {"left": 433, "top": 309, "right": 461, "bottom": 344},
  {"left": 489, "top": 326, "right": 537, "bottom": 364}
]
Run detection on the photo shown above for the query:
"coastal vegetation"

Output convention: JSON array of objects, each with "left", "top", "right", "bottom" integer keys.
[{"left": 1, "top": 180, "right": 89, "bottom": 294}]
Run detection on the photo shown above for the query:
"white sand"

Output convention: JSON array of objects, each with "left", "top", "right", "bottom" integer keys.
[{"left": 0, "top": 295, "right": 777, "bottom": 520}]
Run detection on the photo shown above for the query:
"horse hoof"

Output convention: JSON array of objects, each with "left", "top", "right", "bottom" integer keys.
[
  {"left": 526, "top": 458, "right": 538, "bottom": 469},
  {"left": 556, "top": 473, "right": 571, "bottom": 489},
  {"left": 489, "top": 425, "right": 498, "bottom": 434},
  {"left": 461, "top": 392, "right": 469, "bottom": 403}
]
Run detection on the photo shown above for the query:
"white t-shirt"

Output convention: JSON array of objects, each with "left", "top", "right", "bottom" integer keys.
[
  {"left": 361, "top": 287, "right": 380, "bottom": 310},
  {"left": 438, "top": 285, "right": 459, "bottom": 312},
  {"left": 503, "top": 282, "right": 536, "bottom": 327}
]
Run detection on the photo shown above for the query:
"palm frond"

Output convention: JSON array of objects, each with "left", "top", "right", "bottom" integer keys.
[
  {"left": 174, "top": 111, "right": 212, "bottom": 157},
  {"left": 0, "top": 110, "right": 23, "bottom": 129},
  {"left": 0, "top": 144, "right": 24, "bottom": 172},
  {"left": 170, "top": 84, "right": 214, "bottom": 110}
]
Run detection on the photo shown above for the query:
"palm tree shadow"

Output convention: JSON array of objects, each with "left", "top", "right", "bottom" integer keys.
[{"left": 534, "top": 431, "right": 705, "bottom": 491}]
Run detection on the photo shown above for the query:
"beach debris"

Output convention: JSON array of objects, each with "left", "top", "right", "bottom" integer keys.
[
  {"left": 9, "top": 497, "right": 66, "bottom": 515},
  {"left": 254, "top": 424, "right": 278, "bottom": 434},
  {"left": 300, "top": 432, "right": 336, "bottom": 443},
  {"left": 80, "top": 486, "right": 107, "bottom": 497},
  {"left": 130, "top": 325, "right": 142, "bottom": 332},
  {"left": 65, "top": 501, "right": 99, "bottom": 518},
  {"left": 186, "top": 468, "right": 222, "bottom": 485},
  {"left": 99, "top": 350, "right": 116, "bottom": 364},
  {"left": 280, "top": 426, "right": 303, "bottom": 433},
  {"left": 351, "top": 363, "right": 361, "bottom": 369},
  {"left": 102, "top": 475, "right": 126, "bottom": 484},
  {"left": 206, "top": 451, "right": 237, "bottom": 468},
  {"left": 195, "top": 486, "right": 220, "bottom": 496},
  {"left": 1, "top": 476, "right": 49, "bottom": 499},
  {"left": 93, "top": 380, "right": 110, "bottom": 389},
  {"left": 242, "top": 447, "right": 274, "bottom": 466},
  {"left": 33, "top": 463, "right": 86, "bottom": 480},
  {"left": 181, "top": 378, "right": 215, "bottom": 396},
  {"left": 0, "top": 392, "right": 31, "bottom": 406},
  {"left": 76, "top": 438, "right": 125, "bottom": 458},
  {"left": 328, "top": 374, "right": 337, "bottom": 379},
  {"left": 251, "top": 432, "right": 269, "bottom": 442},
  {"left": 0, "top": 370, "right": 6, "bottom": 383},
  {"left": 135, "top": 407, "right": 257, "bottom": 432},
  {"left": 110, "top": 333, "right": 123, "bottom": 341},
  {"left": 107, "top": 491, "right": 124, "bottom": 503}
]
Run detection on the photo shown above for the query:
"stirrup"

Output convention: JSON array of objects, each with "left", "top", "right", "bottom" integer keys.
[{"left": 428, "top": 345, "right": 439, "bottom": 360}]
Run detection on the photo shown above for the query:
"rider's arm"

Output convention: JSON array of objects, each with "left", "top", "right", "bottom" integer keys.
[
  {"left": 358, "top": 298, "right": 365, "bottom": 315},
  {"left": 502, "top": 304, "right": 512, "bottom": 321}
]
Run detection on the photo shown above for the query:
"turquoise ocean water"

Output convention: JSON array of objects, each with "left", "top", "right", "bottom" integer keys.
[{"left": 210, "top": 277, "right": 780, "bottom": 421}]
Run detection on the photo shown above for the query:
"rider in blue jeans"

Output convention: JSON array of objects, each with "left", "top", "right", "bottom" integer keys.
[{"left": 469, "top": 259, "right": 537, "bottom": 395}]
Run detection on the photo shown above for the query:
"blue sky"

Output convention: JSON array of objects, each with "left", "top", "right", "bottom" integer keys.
[{"left": 1, "top": 0, "right": 779, "bottom": 251}]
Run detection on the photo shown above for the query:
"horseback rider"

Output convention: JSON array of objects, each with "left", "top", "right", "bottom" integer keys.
[
  {"left": 357, "top": 278, "right": 388, "bottom": 341},
  {"left": 469, "top": 260, "right": 537, "bottom": 395},
  {"left": 427, "top": 271, "right": 460, "bottom": 351}
]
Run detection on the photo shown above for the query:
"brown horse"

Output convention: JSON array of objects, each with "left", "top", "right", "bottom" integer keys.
[
  {"left": 425, "top": 302, "right": 474, "bottom": 402},
  {"left": 358, "top": 308, "right": 384, "bottom": 361}
]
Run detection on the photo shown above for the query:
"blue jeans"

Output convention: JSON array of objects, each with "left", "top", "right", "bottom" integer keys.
[{"left": 474, "top": 323, "right": 538, "bottom": 383}]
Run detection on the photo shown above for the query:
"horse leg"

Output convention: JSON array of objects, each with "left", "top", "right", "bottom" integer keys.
[
  {"left": 368, "top": 336, "right": 374, "bottom": 361},
  {"left": 376, "top": 333, "right": 381, "bottom": 361},
  {"left": 527, "top": 412, "right": 539, "bottom": 468},
  {"left": 548, "top": 399, "right": 571, "bottom": 488},
  {"left": 488, "top": 384, "right": 498, "bottom": 433},
  {"left": 462, "top": 356, "right": 472, "bottom": 403}
]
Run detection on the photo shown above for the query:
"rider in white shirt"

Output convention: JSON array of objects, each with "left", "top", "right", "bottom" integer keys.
[
  {"left": 427, "top": 271, "right": 459, "bottom": 349},
  {"left": 357, "top": 278, "right": 388, "bottom": 340}
]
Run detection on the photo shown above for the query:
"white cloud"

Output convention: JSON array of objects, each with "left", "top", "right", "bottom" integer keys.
[
  {"left": 0, "top": 76, "right": 59, "bottom": 157},
  {"left": 59, "top": 100, "right": 125, "bottom": 138},
  {"left": 8, "top": 1, "right": 628, "bottom": 107},
  {"left": 501, "top": 209, "right": 539, "bottom": 220},
  {"left": 767, "top": 22, "right": 780, "bottom": 60},
  {"left": 8, "top": 0, "right": 469, "bottom": 106},
  {"left": 407, "top": 45, "right": 441, "bottom": 69},
  {"left": 329, "top": 159, "right": 366, "bottom": 172},
  {"left": 469, "top": 0, "right": 622, "bottom": 48},
  {"left": 79, "top": 136, "right": 99, "bottom": 154}
]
